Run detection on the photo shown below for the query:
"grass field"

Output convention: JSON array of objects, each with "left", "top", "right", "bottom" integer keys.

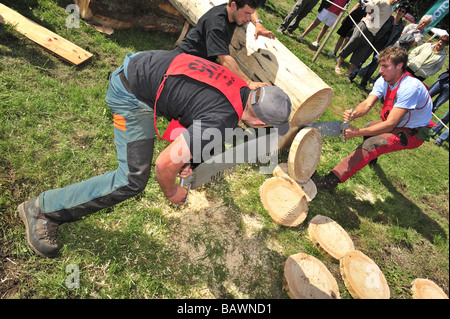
[{"left": 1, "top": 0, "right": 448, "bottom": 299}]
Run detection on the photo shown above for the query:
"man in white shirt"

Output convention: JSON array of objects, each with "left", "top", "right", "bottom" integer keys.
[{"left": 315, "top": 46, "right": 434, "bottom": 190}]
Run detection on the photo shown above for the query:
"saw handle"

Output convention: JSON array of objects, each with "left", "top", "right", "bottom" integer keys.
[
  {"left": 341, "top": 108, "right": 354, "bottom": 143},
  {"left": 179, "top": 175, "right": 193, "bottom": 206}
]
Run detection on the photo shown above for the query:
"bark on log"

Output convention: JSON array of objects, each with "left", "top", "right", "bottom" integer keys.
[
  {"left": 284, "top": 253, "right": 340, "bottom": 299},
  {"left": 168, "top": 0, "right": 334, "bottom": 132},
  {"left": 75, "top": 0, "right": 185, "bottom": 34}
]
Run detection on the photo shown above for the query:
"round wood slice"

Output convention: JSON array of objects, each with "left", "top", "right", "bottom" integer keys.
[
  {"left": 308, "top": 215, "right": 355, "bottom": 260},
  {"left": 411, "top": 279, "right": 449, "bottom": 299},
  {"left": 284, "top": 253, "right": 340, "bottom": 299},
  {"left": 340, "top": 250, "right": 390, "bottom": 299},
  {"left": 273, "top": 163, "right": 317, "bottom": 202},
  {"left": 288, "top": 127, "right": 322, "bottom": 184},
  {"left": 259, "top": 177, "right": 308, "bottom": 227}
]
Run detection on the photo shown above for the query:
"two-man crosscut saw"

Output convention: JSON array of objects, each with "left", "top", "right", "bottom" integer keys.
[{"left": 178, "top": 114, "right": 352, "bottom": 205}]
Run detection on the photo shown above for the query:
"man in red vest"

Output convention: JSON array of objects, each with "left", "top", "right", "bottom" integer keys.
[
  {"left": 314, "top": 46, "right": 434, "bottom": 191},
  {"left": 17, "top": 50, "right": 291, "bottom": 258}
]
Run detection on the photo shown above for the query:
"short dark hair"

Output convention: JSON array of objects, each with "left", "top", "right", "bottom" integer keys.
[
  {"left": 439, "top": 35, "right": 449, "bottom": 46},
  {"left": 396, "top": 2, "right": 411, "bottom": 14},
  {"left": 378, "top": 46, "right": 409, "bottom": 71},
  {"left": 229, "top": 0, "right": 261, "bottom": 9}
]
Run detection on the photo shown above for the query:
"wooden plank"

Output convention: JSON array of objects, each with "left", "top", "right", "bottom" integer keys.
[{"left": 0, "top": 3, "right": 92, "bottom": 65}]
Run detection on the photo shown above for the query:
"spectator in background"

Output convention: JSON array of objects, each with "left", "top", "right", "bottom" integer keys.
[
  {"left": 431, "top": 110, "right": 449, "bottom": 146},
  {"left": 328, "top": 0, "right": 368, "bottom": 57},
  {"left": 406, "top": 35, "right": 449, "bottom": 82},
  {"left": 394, "top": 15, "right": 434, "bottom": 51},
  {"left": 429, "top": 67, "right": 449, "bottom": 112},
  {"left": 277, "top": 0, "right": 320, "bottom": 36},
  {"left": 298, "top": 0, "right": 351, "bottom": 48},
  {"left": 355, "top": 2, "right": 409, "bottom": 88},
  {"left": 334, "top": 0, "right": 400, "bottom": 77}
]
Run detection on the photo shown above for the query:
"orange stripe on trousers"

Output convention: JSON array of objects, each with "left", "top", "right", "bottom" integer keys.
[{"left": 113, "top": 114, "right": 126, "bottom": 131}]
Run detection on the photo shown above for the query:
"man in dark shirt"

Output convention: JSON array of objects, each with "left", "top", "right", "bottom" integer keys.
[
  {"left": 17, "top": 50, "right": 291, "bottom": 258},
  {"left": 176, "top": 0, "right": 274, "bottom": 89}
]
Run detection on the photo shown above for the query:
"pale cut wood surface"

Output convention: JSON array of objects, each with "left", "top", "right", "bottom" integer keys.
[
  {"left": 308, "top": 215, "right": 355, "bottom": 260},
  {"left": 259, "top": 177, "right": 308, "bottom": 227},
  {"left": 0, "top": 3, "right": 92, "bottom": 65},
  {"left": 340, "top": 250, "right": 390, "bottom": 299},
  {"left": 411, "top": 279, "right": 449, "bottom": 299},
  {"left": 284, "top": 253, "right": 340, "bottom": 299},
  {"left": 273, "top": 163, "right": 317, "bottom": 202},
  {"left": 288, "top": 127, "right": 322, "bottom": 184},
  {"left": 168, "top": 0, "right": 334, "bottom": 127}
]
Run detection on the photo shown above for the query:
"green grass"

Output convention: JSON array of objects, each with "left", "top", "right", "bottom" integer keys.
[{"left": 0, "top": 0, "right": 448, "bottom": 299}]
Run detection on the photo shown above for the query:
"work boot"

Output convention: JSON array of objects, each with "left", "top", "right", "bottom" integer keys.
[
  {"left": 313, "top": 172, "right": 340, "bottom": 191},
  {"left": 17, "top": 197, "right": 60, "bottom": 258}
]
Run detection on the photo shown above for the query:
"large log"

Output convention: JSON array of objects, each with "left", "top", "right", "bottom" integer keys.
[
  {"left": 168, "top": 0, "right": 334, "bottom": 132},
  {"left": 75, "top": 0, "right": 185, "bottom": 34}
]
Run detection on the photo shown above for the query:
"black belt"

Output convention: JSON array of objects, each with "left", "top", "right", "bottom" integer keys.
[{"left": 119, "top": 69, "right": 133, "bottom": 94}]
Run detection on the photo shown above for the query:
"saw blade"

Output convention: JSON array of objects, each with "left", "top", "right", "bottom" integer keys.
[
  {"left": 189, "top": 129, "right": 281, "bottom": 189},
  {"left": 302, "top": 121, "right": 343, "bottom": 138}
]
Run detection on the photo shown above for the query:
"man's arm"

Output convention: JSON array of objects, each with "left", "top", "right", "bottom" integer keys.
[
  {"left": 344, "top": 107, "right": 408, "bottom": 139},
  {"left": 251, "top": 11, "right": 275, "bottom": 39},
  {"left": 218, "top": 54, "right": 269, "bottom": 89},
  {"left": 155, "top": 134, "right": 192, "bottom": 205}
]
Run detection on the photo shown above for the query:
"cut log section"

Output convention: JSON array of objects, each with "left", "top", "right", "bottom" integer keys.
[
  {"left": 288, "top": 127, "right": 322, "bottom": 184},
  {"left": 411, "top": 279, "right": 449, "bottom": 299},
  {"left": 74, "top": 0, "right": 185, "bottom": 34},
  {"left": 0, "top": 4, "right": 92, "bottom": 65},
  {"left": 308, "top": 215, "right": 355, "bottom": 259},
  {"left": 168, "top": 0, "right": 334, "bottom": 129},
  {"left": 259, "top": 177, "right": 308, "bottom": 227},
  {"left": 340, "top": 250, "right": 390, "bottom": 299},
  {"left": 273, "top": 163, "right": 317, "bottom": 202},
  {"left": 284, "top": 253, "right": 340, "bottom": 299}
]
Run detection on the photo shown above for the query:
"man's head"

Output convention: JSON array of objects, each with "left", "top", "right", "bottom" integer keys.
[
  {"left": 434, "top": 35, "right": 449, "bottom": 52},
  {"left": 378, "top": 46, "right": 408, "bottom": 84},
  {"left": 395, "top": 2, "right": 410, "bottom": 16},
  {"left": 228, "top": 0, "right": 260, "bottom": 25},
  {"left": 417, "top": 15, "right": 433, "bottom": 30},
  {"left": 242, "top": 86, "right": 292, "bottom": 135}
]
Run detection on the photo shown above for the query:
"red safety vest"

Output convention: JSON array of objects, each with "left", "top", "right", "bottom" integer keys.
[
  {"left": 381, "top": 71, "right": 435, "bottom": 128},
  {"left": 153, "top": 53, "right": 248, "bottom": 142}
]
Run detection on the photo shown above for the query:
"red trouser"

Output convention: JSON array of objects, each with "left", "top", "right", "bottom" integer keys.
[{"left": 332, "top": 122, "right": 424, "bottom": 183}]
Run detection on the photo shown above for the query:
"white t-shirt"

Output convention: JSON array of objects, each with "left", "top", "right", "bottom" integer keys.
[{"left": 370, "top": 74, "right": 432, "bottom": 128}]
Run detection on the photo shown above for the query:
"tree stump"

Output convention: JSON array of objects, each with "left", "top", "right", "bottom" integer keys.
[
  {"left": 284, "top": 253, "right": 340, "bottom": 299},
  {"left": 74, "top": 0, "right": 185, "bottom": 34},
  {"left": 340, "top": 250, "right": 390, "bottom": 299},
  {"left": 259, "top": 177, "right": 308, "bottom": 227},
  {"left": 308, "top": 215, "right": 355, "bottom": 260},
  {"left": 411, "top": 279, "right": 449, "bottom": 299},
  {"left": 288, "top": 127, "right": 322, "bottom": 184}
]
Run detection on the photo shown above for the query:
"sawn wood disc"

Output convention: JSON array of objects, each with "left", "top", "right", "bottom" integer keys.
[
  {"left": 308, "top": 215, "right": 355, "bottom": 259},
  {"left": 411, "top": 278, "right": 449, "bottom": 299},
  {"left": 284, "top": 253, "right": 340, "bottom": 299},
  {"left": 340, "top": 250, "right": 390, "bottom": 299},
  {"left": 259, "top": 177, "right": 308, "bottom": 227}
]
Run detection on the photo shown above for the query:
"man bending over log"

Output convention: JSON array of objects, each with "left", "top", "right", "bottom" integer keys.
[
  {"left": 17, "top": 50, "right": 291, "bottom": 258},
  {"left": 313, "top": 46, "right": 434, "bottom": 190},
  {"left": 175, "top": 0, "right": 274, "bottom": 89}
]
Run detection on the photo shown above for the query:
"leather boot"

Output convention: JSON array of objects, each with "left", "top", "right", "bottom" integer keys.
[
  {"left": 17, "top": 197, "right": 60, "bottom": 258},
  {"left": 313, "top": 172, "right": 340, "bottom": 191}
]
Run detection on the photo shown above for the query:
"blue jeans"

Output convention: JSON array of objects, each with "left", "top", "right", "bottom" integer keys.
[
  {"left": 39, "top": 53, "right": 156, "bottom": 223},
  {"left": 432, "top": 110, "right": 449, "bottom": 145},
  {"left": 429, "top": 80, "right": 449, "bottom": 112}
]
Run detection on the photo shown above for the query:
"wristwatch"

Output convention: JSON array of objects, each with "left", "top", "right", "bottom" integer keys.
[{"left": 255, "top": 19, "right": 263, "bottom": 24}]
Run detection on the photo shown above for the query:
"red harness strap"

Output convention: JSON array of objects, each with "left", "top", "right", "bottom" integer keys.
[
  {"left": 381, "top": 72, "right": 435, "bottom": 128},
  {"left": 153, "top": 53, "right": 248, "bottom": 142}
]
